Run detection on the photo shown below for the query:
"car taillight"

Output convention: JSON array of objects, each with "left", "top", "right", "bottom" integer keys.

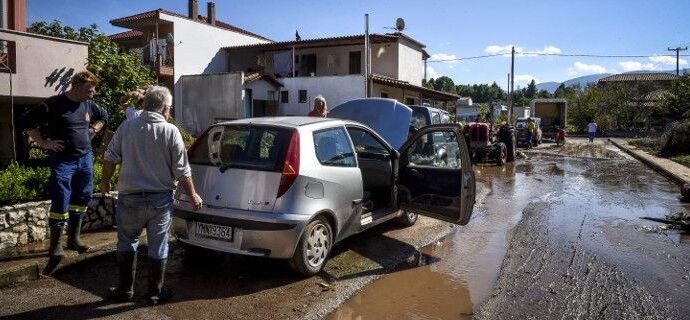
[
  {"left": 277, "top": 130, "right": 300, "bottom": 198},
  {"left": 186, "top": 127, "right": 211, "bottom": 158}
]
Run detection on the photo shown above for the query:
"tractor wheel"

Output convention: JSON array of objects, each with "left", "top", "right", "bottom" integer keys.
[
  {"left": 506, "top": 135, "right": 516, "bottom": 162},
  {"left": 495, "top": 142, "right": 507, "bottom": 166}
]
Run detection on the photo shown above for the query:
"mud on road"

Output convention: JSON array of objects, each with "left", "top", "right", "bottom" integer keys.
[{"left": 477, "top": 141, "right": 690, "bottom": 319}]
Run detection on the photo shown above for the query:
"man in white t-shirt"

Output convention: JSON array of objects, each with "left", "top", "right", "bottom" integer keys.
[{"left": 588, "top": 119, "right": 598, "bottom": 142}]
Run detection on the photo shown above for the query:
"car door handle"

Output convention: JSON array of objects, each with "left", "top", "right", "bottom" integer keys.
[{"left": 352, "top": 199, "right": 363, "bottom": 205}]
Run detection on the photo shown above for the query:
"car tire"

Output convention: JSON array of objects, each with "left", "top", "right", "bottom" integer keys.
[
  {"left": 397, "top": 210, "right": 418, "bottom": 227},
  {"left": 495, "top": 142, "right": 507, "bottom": 166},
  {"left": 289, "top": 216, "right": 333, "bottom": 276}
]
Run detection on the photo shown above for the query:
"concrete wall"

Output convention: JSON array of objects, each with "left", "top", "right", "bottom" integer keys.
[
  {"left": 278, "top": 75, "right": 365, "bottom": 116},
  {"left": 397, "top": 39, "right": 423, "bottom": 86},
  {"left": 162, "top": 12, "right": 270, "bottom": 119},
  {"left": 0, "top": 29, "right": 88, "bottom": 98},
  {"left": 178, "top": 72, "right": 244, "bottom": 135},
  {"left": 0, "top": 194, "right": 116, "bottom": 250}
]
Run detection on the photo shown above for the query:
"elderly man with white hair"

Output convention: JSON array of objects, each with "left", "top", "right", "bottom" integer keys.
[{"left": 101, "top": 85, "right": 203, "bottom": 304}]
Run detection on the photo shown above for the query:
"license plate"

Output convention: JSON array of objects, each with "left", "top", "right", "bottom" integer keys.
[{"left": 195, "top": 222, "right": 234, "bottom": 242}]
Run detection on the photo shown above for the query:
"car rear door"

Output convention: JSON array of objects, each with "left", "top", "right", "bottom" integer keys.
[{"left": 397, "top": 124, "right": 476, "bottom": 225}]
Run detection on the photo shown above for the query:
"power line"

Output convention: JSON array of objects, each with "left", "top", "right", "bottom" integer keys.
[{"left": 427, "top": 51, "right": 690, "bottom": 63}]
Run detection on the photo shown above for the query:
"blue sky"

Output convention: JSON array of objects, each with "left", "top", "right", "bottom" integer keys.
[{"left": 27, "top": 0, "right": 690, "bottom": 89}]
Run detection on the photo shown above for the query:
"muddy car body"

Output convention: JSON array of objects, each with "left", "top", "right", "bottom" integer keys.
[{"left": 174, "top": 101, "right": 476, "bottom": 275}]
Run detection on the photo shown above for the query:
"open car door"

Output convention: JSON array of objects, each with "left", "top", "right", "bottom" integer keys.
[{"left": 397, "top": 124, "right": 476, "bottom": 225}]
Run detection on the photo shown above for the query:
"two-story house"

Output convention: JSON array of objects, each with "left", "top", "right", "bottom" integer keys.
[
  {"left": 108, "top": 0, "right": 272, "bottom": 107},
  {"left": 224, "top": 32, "right": 459, "bottom": 116},
  {"left": 0, "top": 0, "right": 90, "bottom": 168}
]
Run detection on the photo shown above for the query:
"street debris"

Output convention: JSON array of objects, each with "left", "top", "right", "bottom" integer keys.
[{"left": 641, "top": 211, "right": 690, "bottom": 231}]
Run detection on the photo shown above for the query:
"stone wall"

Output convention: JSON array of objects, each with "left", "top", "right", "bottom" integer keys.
[{"left": 0, "top": 194, "right": 116, "bottom": 250}]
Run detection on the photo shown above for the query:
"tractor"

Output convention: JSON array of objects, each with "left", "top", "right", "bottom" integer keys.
[{"left": 464, "top": 105, "right": 516, "bottom": 166}]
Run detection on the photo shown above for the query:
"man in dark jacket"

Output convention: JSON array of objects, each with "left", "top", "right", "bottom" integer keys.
[{"left": 21, "top": 70, "right": 108, "bottom": 268}]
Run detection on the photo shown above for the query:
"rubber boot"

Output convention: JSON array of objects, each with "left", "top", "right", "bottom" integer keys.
[
  {"left": 147, "top": 258, "right": 172, "bottom": 305},
  {"left": 43, "top": 226, "right": 65, "bottom": 275},
  {"left": 66, "top": 215, "right": 89, "bottom": 253},
  {"left": 109, "top": 251, "right": 137, "bottom": 302}
]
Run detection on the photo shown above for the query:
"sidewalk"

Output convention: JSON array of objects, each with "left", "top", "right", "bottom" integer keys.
[
  {"left": 0, "top": 230, "right": 118, "bottom": 288},
  {"left": 609, "top": 138, "right": 690, "bottom": 189}
]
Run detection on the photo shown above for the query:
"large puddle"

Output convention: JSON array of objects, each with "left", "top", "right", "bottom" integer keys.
[{"left": 326, "top": 162, "right": 535, "bottom": 320}]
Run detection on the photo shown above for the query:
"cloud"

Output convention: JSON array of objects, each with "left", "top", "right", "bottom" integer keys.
[
  {"left": 430, "top": 53, "right": 459, "bottom": 67},
  {"left": 514, "top": 74, "right": 538, "bottom": 87},
  {"left": 619, "top": 55, "right": 687, "bottom": 72},
  {"left": 484, "top": 45, "right": 561, "bottom": 57},
  {"left": 619, "top": 61, "right": 658, "bottom": 72},
  {"left": 568, "top": 62, "right": 607, "bottom": 75},
  {"left": 424, "top": 66, "right": 440, "bottom": 79},
  {"left": 649, "top": 55, "right": 687, "bottom": 66}
]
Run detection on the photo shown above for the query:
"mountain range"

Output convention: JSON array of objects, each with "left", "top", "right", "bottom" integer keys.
[{"left": 536, "top": 68, "right": 689, "bottom": 93}]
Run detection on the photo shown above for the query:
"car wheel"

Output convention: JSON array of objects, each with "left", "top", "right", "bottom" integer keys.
[
  {"left": 397, "top": 209, "right": 418, "bottom": 227},
  {"left": 289, "top": 216, "right": 333, "bottom": 276},
  {"left": 495, "top": 142, "right": 507, "bottom": 166}
]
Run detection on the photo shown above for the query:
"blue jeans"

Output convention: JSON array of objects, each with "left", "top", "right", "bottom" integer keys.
[
  {"left": 589, "top": 132, "right": 596, "bottom": 142},
  {"left": 527, "top": 133, "right": 533, "bottom": 148},
  {"left": 116, "top": 192, "right": 173, "bottom": 259},
  {"left": 48, "top": 152, "right": 93, "bottom": 227}
]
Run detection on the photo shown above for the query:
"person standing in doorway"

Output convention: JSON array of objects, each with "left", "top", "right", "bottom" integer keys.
[
  {"left": 21, "top": 71, "right": 108, "bottom": 271},
  {"left": 308, "top": 95, "right": 328, "bottom": 117},
  {"left": 101, "top": 86, "right": 202, "bottom": 304},
  {"left": 588, "top": 118, "right": 598, "bottom": 143}
]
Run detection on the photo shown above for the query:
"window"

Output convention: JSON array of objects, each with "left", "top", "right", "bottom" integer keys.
[
  {"left": 349, "top": 51, "right": 361, "bottom": 74},
  {"left": 411, "top": 110, "right": 427, "bottom": 129},
  {"left": 280, "top": 90, "right": 289, "bottom": 103},
  {"left": 188, "top": 125, "right": 292, "bottom": 172},
  {"left": 0, "top": 40, "right": 16, "bottom": 73},
  {"left": 300, "top": 54, "right": 316, "bottom": 76},
  {"left": 407, "top": 130, "right": 461, "bottom": 169},
  {"left": 347, "top": 128, "right": 389, "bottom": 155},
  {"left": 380, "top": 92, "right": 389, "bottom": 98},
  {"left": 267, "top": 90, "right": 276, "bottom": 102},
  {"left": 405, "top": 98, "right": 415, "bottom": 105},
  {"left": 313, "top": 127, "right": 356, "bottom": 167},
  {"left": 299, "top": 90, "right": 307, "bottom": 103},
  {"left": 431, "top": 112, "right": 441, "bottom": 124}
]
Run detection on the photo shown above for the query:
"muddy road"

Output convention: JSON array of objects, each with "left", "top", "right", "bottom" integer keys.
[
  {"left": 327, "top": 139, "right": 690, "bottom": 319},
  {"left": 1, "top": 139, "right": 689, "bottom": 319}
]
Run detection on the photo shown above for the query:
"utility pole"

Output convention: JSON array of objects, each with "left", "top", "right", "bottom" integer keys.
[
  {"left": 364, "top": 14, "right": 370, "bottom": 97},
  {"left": 508, "top": 46, "right": 515, "bottom": 119},
  {"left": 506, "top": 73, "right": 511, "bottom": 119},
  {"left": 668, "top": 47, "right": 688, "bottom": 75}
]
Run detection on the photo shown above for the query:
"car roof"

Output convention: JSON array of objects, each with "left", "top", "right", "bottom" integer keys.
[
  {"left": 409, "top": 105, "right": 449, "bottom": 114},
  {"left": 216, "top": 116, "right": 346, "bottom": 128}
]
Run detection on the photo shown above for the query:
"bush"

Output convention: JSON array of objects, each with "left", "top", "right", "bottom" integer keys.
[
  {"left": 0, "top": 161, "right": 120, "bottom": 206},
  {"left": 0, "top": 162, "right": 50, "bottom": 206},
  {"left": 629, "top": 137, "right": 662, "bottom": 154},
  {"left": 660, "top": 120, "right": 690, "bottom": 156}
]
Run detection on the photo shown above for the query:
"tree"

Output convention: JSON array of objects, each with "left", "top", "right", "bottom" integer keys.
[
  {"left": 553, "top": 83, "right": 567, "bottom": 98},
  {"left": 28, "top": 20, "right": 155, "bottom": 132},
  {"left": 431, "top": 76, "right": 456, "bottom": 94},
  {"left": 661, "top": 74, "right": 690, "bottom": 119},
  {"left": 525, "top": 79, "right": 537, "bottom": 100}
]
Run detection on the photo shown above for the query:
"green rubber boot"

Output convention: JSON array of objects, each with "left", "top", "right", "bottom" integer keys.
[{"left": 66, "top": 215, "right": 89, "bottom": 253}]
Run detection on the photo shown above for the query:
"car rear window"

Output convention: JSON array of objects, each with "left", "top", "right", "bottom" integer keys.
[{"left": 189, "top": 125, "right": 292, "bottom": 172}]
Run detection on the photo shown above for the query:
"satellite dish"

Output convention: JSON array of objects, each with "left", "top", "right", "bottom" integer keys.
[{"left": 395, "top": 18, "right": 405, "bottom": 32}]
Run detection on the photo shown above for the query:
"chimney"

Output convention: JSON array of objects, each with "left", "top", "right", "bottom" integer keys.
[
  {"left": 8, "top": 0, "right": 27, "bottom": 32},
  {"left": 188, "top": 0, "right": 198, "bottom": 20},
  {"left": 207, "top": 2, "right": 216, "bottom": 26}
]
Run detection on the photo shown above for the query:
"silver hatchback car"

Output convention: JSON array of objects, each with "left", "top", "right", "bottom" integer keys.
[{"left": 173, "top": 100, "right": 476, "bottom": 275}]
